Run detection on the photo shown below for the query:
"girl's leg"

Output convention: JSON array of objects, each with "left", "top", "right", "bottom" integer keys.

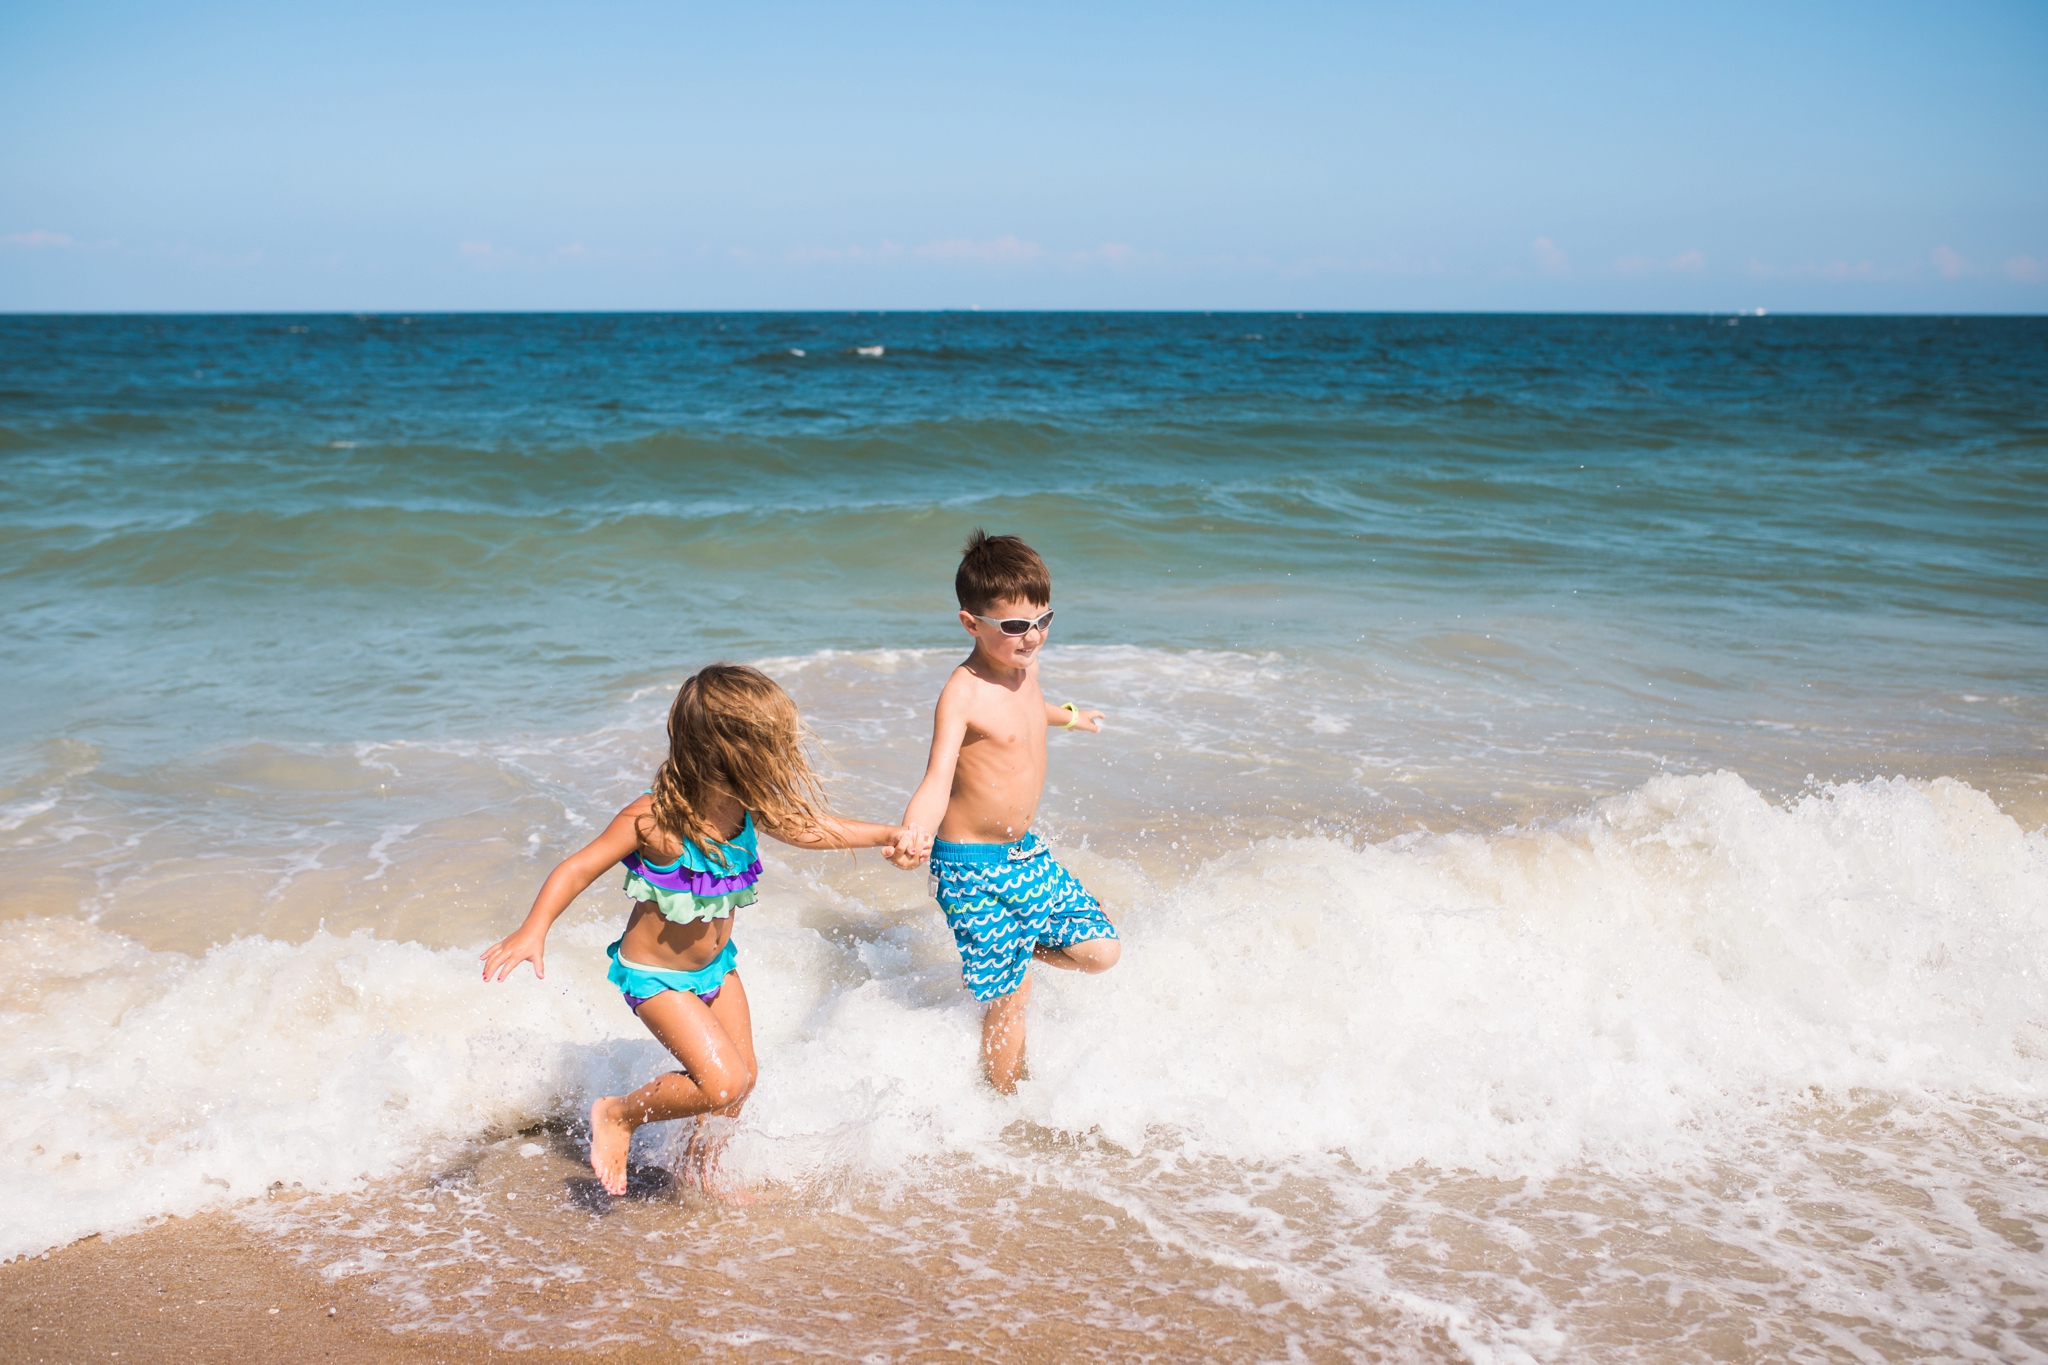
[
  {"left": 680, "top": 974, "right": 759, "bottom": 1201},
  {"left": 589, "top": 975, "right": 756, "bottom": 1195},
  {"left": 699, "top": 970, "right": 758, "bottom": 1115}
]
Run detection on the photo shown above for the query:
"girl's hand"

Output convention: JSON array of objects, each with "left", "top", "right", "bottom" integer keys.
[
  {"left": 484, "top": 800, "right": 645, "bottom": 982},
  {"left": 481, "top": 926, "right": 548, "bottom": 982},
  {"left": 882, "top": 823, "right": 931, "bottom": 869}
]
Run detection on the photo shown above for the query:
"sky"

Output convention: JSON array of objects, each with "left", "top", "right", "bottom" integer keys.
[{"left": 1, "top": 0, "right": 2043, "bottom": 313}]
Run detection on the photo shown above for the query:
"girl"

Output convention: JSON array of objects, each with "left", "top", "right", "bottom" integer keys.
[{"left": 482, "top": 663, "right": 926, "bottom": 1198}]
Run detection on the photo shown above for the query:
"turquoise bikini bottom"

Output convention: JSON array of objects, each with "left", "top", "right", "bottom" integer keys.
[{"left": 605, "top": 937, "right": 737, "bottom": 1012}]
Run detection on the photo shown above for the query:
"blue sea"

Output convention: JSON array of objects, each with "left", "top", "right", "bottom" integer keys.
[{"left": 3, "top": 313, "right": 2046, "bottom": 1359}]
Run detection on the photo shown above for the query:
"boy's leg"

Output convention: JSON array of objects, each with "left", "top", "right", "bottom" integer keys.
[
  {"left": 935, "top": 857, "right": 1038, "bottom": 1090},
  {"left": 1032, "top": 937, "right": 1120, "bottom": 972},
  {"left": 980, "top": 856, "right": 1116, "bottom": 1090},
  {"left": 589, "top": 977, "right": 756, "bottom": 1196},
  {"left": 1037, "top": 861, "right": 1120, "bottom": 974},
  {"left": 981, "top": 969, "right": 1034, "bottom": 1095}
]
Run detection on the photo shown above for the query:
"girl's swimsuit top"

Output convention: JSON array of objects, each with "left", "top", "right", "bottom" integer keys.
[{"left": 620, "top": 810, "right": 763, "bottom": 925}]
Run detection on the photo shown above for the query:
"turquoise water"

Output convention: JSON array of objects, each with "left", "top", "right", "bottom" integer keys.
[
  {"left": 6, "top": 314, "right": 2044, "bottom": 856},
  {"left": 4, "top": 313, "right": 2048, "bottom": 1358},
  {"left": 5, "top": 312, "right": 2042, "bottom": 756}
]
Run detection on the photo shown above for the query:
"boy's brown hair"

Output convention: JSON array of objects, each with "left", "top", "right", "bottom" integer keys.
[{"left": 955, "top": 529, "right": 1051, "bottom": 615}]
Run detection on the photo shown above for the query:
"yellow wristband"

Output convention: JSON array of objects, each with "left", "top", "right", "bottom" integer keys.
[{"left": 1060, "top": 702, "right": 1079, "bottom": 729}]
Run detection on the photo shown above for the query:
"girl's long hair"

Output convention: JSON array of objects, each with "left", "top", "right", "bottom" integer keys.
[{"left": 645, "top": 664, "right": 829, "bottom": 866}]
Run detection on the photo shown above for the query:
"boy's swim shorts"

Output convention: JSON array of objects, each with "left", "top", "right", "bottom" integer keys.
[{"left": 929, "top": 830, "right": 1117, "bottom": 1001}]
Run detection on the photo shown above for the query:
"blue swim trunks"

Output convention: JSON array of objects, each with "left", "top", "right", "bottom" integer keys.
[{"left": 930, "top": 831, "right": 1117, "bottom": 1001}]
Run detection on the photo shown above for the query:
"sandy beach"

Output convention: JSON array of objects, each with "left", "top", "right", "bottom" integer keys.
[
  {"left": 1, "top": 1174, "right": 1455, "bottom": 1363},
  {"left": 0, "top": 1213, "right": 583, "bottom": 1365}
]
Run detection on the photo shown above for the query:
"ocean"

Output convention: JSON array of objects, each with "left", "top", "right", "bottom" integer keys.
[{"left": 3, "top": 311, "right": 2045, "bottom": 1360}]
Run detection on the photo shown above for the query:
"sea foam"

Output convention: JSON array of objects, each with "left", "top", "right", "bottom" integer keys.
[
  {"left": 3, "top": 771, "right": 2043, "bottom": 1262},
  {"left": 0, "top": 918, "right": 642, "bottom": 1259},
  {"left": 735, "top": 769, "right": 2048, "bottom": 1181}
]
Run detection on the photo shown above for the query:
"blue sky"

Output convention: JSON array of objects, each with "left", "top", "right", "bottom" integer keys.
[{"left": 2, "top": 1, "right": 2042, "bottom": 312}]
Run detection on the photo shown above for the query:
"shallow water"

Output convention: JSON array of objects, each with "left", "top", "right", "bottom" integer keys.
[{"left": 3, "top": 313, "right": 2046, "bottom": 1359}]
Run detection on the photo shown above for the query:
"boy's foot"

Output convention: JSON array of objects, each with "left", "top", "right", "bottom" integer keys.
[
  {"left": 588, "top": 1097, "right": 634, "bottom": 1196},
  {"left": 984, "top": 1057, "right": 1031, "bottom": 1096}
]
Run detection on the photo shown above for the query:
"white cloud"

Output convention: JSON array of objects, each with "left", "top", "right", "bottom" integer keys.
[
  {"left": 1613, "top": 248, "right": 1707, "bottom": 278},
  {"left": 1744, "top": 257, "right": 1907, "bottom": 282},
  {"left": 2006, "top": 255, "right": 2044, "bottom": 283},
  {"left": 916, "top": 235, "right": 1044, "bottom": 264},
  {"left": 767, "top": 237, "right": 1153, "bottom": 269},
  {"left": 455, "top": 240, "right": 597, "bottom": 269},
  {"left": 458, "top": 239, "right": 520, "bottom": 269},
  {"left": 1058, "top": 241, "right": 1164, "bottom": 267},
  {"left": 785, "top": 241, "right": 906, "bottom": 264},
  {"left": 1281, "top": 252, "right": 1448, "bottom": 279},
  {"left": 1530, "top": 236, "right": 1569, "bottom": 275},
  {"left": 1, "top": 230, "right": 77, "bottom": 249},
  {"left": 1932, "top": 245, "right": 1968, "bottom": 279}
]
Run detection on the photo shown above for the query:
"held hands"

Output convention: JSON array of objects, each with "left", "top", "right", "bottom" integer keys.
[
  {"left": 480, "top": 926, "right": 548, "bottom": 982},
  {"left": 883, "top": 822, "right": 933, "bottom": 869}
]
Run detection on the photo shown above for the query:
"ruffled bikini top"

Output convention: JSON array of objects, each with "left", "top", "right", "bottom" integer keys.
[{"left": 620, "top": 811, "right": 762, "bottom": 925}]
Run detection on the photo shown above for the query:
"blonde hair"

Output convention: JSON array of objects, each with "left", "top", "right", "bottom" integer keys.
[{"left": 645, "top": 664, "right": 830, "bottom": 867}]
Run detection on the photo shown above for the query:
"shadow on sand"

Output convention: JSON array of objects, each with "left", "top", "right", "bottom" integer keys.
[{"left": 562, "top": 1162, "right": 677, "bottom": 1213}]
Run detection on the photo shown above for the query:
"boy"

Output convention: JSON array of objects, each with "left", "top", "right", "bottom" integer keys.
[{"left": 901, "top": 530, "right": 1120, "bottom": 1093}]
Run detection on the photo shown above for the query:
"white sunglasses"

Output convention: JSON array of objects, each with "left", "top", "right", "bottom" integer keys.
[{"left": 973, "top": 609, "right": 1055, "bottom": 636}]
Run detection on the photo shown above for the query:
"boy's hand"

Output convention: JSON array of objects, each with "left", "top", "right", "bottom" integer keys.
[
  {"left": 883, "top": 823, "right": 931, "bottom": 869},
  {"left": 480, "top": 926, "right": 548, "bottom": 982},
  {"left": 1066, "top": 707, "right": 1105, "bottom": 733}
]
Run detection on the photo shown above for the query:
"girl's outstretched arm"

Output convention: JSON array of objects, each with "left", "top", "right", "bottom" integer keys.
[
  {"left": 759, "top": 814, "right": 931, "bottom": 867},
  {"left": 481, "top": 799, "right": 646, "bottom": 982}
]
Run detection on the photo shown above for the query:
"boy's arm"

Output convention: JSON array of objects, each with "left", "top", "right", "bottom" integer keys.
[
  {"left": 902, "top": 677, "right": 972, "bottom": 839},
  {"left": 1044, "top": 700, "right": 1105, "bottom": 734},
  {"left": 481, "top": 801, "right": 645, "bottom": 982}
]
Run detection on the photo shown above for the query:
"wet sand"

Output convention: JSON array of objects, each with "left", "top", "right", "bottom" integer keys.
[
  {"left": 0, "top": 1214, "right": 601, "bottom": 1365},
  {"left": 1, "top": 1170, "right": 1450, "bottom": 1364}
]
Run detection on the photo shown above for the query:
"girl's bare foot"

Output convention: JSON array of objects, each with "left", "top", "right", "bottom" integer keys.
[
  {"left": 589, "top": 1096, "right": 634, "bottom": 1196},
  {"left": 680, "top": 1116, "right": 755, "bottom": 1206}
]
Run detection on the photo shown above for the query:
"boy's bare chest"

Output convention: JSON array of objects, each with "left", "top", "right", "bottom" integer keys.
[{"left": 961, "top": 697, "right": 1044, "bottom": 756}]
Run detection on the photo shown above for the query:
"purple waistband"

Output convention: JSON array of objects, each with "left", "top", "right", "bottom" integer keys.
[{"left": 621, "top": 852, "right": 763, "bottom": 897}]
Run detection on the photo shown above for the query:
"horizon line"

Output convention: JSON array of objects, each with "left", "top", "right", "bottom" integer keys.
[{"left": 3, "top": 307, "right": 2045, "bottom": 320}]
